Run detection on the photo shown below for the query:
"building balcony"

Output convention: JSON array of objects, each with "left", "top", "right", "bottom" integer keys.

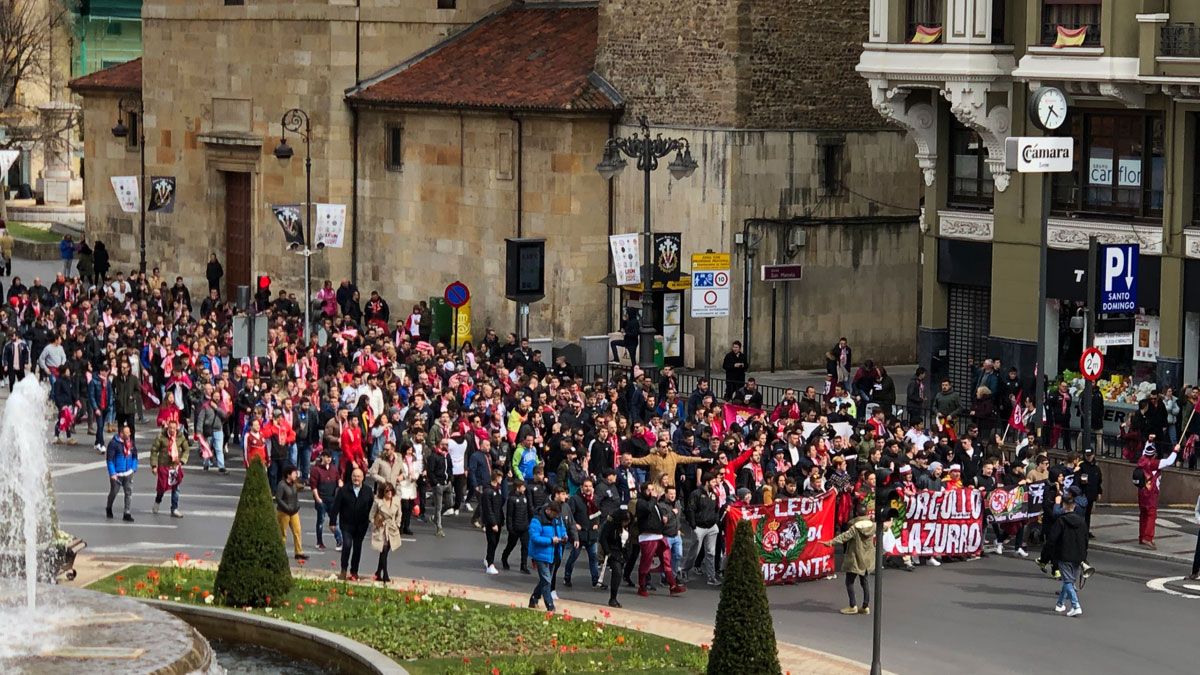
[{"left": 871, "top": 0, "right": 1008, "bottom": 46}]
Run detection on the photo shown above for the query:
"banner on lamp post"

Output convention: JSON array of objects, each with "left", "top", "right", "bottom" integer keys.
[
  {"left": 270, "top": 204, "right": 306, "bottom": 249},
  {"left": 110, "top": 176, "right": 140, "bottom": 214},
  {"left": 609, "top": 233, "right": 641, "bottom": 286},
  {"left": 147, "top": 176, "right": 176, "bottom": 213},
  {"left": 314, "top": 203, "right": 346, "bottom": 248}
]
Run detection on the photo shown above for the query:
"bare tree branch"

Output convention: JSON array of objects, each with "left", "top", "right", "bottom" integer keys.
[{"left": 1, "top": 0, "right": 78, "bottom": 149}]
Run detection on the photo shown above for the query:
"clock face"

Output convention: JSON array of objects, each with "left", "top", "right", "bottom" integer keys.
[{"left": 1036, "top": 88, "right": 1068, "bottom": 131}]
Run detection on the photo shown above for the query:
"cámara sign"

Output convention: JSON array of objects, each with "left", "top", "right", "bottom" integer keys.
[{"left": 1005, "top": 136, "right": 1074, "bottom": 173}]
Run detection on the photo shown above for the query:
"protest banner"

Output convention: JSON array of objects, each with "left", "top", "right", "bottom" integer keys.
[
  {"left": 725, "top": 491, "right": 836, "bottom": 585},
  {"left": 884, "top": 488, "right": 984, "bottom": 557},
  {"left": 799, "top": 421, "right": 853, "bottom": 441},
  {"left": 987, "top": 484, "right": 1037, "bottom": 523}
]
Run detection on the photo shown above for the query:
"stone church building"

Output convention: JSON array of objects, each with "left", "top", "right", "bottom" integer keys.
[{"left": 70, "top": 0, "right": 920, "bottom": 368}]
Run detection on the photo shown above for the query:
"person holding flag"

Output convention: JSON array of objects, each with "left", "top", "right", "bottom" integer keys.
[{"left": 1136, "top": 435, "right": 1177, "bottom": 550}]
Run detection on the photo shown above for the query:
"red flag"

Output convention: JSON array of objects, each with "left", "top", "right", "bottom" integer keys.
[
  {"left": 722, "top": 403, "right": 760, "bottom": 430},
  {"left": 1009, "top": 402, "right": 1025, "bottom": 434},
  {"left": 194, "top": 433, "right": 214, "bottom": 461},
  {"left": 140, "top": 373, "right": 161, "bottom": 410}
]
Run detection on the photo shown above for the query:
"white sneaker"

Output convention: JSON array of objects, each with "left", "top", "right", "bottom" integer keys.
[
  {"left": 486, "top": 565, "right": 499, "bottom": 575},
  {"left": 452, "top": 509, "right": 459, "bottom": 516},
  {"left": 152, "top": 503, "right": 160, "bottom": 514},
  {"left": 1067, "top": 607, "right": 1082, "bottom": 617},
  {"left": 1016, "top": 548, "right": 1029, "bottom": 558},
  {"left": 928, "top": 558, "right": 941, "bottom": 567},
  {"left": 994, "top": 543, "right": 1004, "bottom": 555},
  {"left": 551, "top": 591, "right": 559, "bottom": 600},
  {"left": 1054, "top": 604, "right": 1066, "bottom": 613},
  {"left": 171, "top": 510, "right": 183, "bottom": 518},
  {"left": 464, "top": 503, "right": 474, "bottom": 512}
]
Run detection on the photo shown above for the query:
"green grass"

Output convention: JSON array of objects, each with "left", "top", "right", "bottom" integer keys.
[
  {"left": 89, "top": 565, "right": 707, "bottom": 675},
  {"left": 5, "top": 221, "right": 62, "bottom": 243}
]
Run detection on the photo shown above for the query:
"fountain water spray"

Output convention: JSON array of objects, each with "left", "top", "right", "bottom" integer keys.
[{"left": 0, "top": 375, "right": 56, "bottom": 609}]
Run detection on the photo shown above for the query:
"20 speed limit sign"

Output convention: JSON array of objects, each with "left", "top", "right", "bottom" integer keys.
[{"left": 1079, "top": 347, "right": 1104, "bottom": 382}]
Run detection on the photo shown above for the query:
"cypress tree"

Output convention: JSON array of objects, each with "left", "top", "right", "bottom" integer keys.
[
  {"left": 707, "top": 519, "right": 782, "bottom": 675},
  {"left": 213, "top": 459, "right": 293, "bottom": 606}
]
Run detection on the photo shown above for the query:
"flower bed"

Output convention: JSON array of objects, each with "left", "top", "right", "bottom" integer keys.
[{"left": 89, "top": 564, "right": 707, "bottom": 675}]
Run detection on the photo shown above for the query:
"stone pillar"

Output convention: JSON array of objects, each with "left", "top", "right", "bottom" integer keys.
[{"left": 36, "top": 102, "right": 81, "bottom": 206}]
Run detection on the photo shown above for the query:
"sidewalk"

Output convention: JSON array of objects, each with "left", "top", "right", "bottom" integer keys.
[
  {"left": 70, "top": 554, "right": 876, "bottom": 675},
  {"left": 1089, "top": 505, "right": 1198, "bottom": 566}
]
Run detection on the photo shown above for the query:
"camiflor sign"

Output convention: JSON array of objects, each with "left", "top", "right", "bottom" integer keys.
[{"left": 1004, "top": 136, "right": 1074, "bottom": 173}]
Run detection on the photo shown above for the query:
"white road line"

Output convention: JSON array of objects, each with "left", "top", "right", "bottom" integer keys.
[
  {"left": 58, "top": 521, "right": 177, "bottom": 529},
  {"left": 55, "top": 492, "right": 239, "bottom": 500},
  {"left": 51, "top": 461, "right": 108, "bottom": 477},
  {"left": 175, "top": 510, "right": 236, "bottom": 518},
  {"left": 1146, "top": 576, "right": 1200, "bottom": 599},
  {"left": 87, "top": 543, "right": 225, "bottom": 554}
]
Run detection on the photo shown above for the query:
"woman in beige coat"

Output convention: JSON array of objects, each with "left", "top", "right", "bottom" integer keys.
[
  {"left": 370, "top": 483, "right": 402, "bottom": 583},
  {"left": 397, "top": 444, "right": 421, "bottom": 535}
]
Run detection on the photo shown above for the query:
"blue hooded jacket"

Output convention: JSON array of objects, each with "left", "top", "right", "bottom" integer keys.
[{"left": 527, "top": 507, "right": 567, "bottom": 564}]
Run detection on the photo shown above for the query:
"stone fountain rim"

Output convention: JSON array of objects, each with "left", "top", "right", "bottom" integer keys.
[{"left": 138, "top": 598, "right": 409, "bottom": 675}]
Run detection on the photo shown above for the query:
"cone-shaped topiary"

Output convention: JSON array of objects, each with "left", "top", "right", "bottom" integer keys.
[
  {"left": 213, "top": 458, "right": 292, "bottom": 606},
  {"left": 708, "top": 519, "right": 781, "bottom": 675}
]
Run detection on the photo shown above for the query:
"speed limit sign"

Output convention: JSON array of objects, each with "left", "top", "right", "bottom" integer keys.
[{"left": 1079, "top": 347, "right": 1104, "bottom": 382}]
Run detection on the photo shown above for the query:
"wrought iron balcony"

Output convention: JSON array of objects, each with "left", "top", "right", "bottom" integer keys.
[{"left": 1162, "top": 24, "right": 1200, "bottom": 58}]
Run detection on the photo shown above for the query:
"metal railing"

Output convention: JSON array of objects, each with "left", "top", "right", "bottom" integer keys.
[
  {"left": 1162, "top": 24, "right": 1200, "bottom": 58},
  {"left": 572, "top": 364, "right": 792, "bottom": 410}
]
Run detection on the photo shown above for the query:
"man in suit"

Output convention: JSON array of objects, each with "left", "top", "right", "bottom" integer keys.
[{"left": 332, "top": 466, "right": 374, "bottom": 580}]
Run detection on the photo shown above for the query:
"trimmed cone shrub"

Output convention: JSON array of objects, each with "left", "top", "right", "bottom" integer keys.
[
  {"left": 213, "top": 459, "right": 292, "bottom": 606},
  {"left": 708, "top": 519, "right": 781, "bottom": 675}
]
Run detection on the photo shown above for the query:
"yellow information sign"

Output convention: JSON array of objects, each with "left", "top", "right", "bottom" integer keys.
[{"left": 691, "top": 252, "right": 732, "bottom": 271}]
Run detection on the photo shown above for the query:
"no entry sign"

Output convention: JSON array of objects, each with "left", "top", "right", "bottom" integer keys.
[
  {"left": 444, "top": 281, "right": 470, "bottom": 309},
  {"left": 1079, "top": 347, "right": 1104, "bottom": 382}
]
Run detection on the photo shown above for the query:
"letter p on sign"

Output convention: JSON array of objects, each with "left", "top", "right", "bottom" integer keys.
[{"left": 1105, "top": 248, "right": 1123, "bottom": 292}]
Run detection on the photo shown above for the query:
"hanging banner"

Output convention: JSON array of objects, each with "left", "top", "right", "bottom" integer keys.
[
  {"left": 0, "top": 150, "right": 19, "bottom": 175},
  {"left": 1134, "top": 314, "right": 1160, "bottom": 362},
  {"left": 314, "top": 203, "right": 346, "bottom": 248},
  {"left": 884, "top": 488, "right": 984, "bottom": 557},
  {"left": 271, "top": 204, "right": 306, "bottom": 249},
  {"left": 147, "top": 176, "right": 176, "bottom": 213},
  {"left": 609, "top": 233, "right": 641, "bottom": 286},
  {"left": 652, "top": 232, "right": 682, "bottom": 284},
  {"left": 724, "top": 492, "right": 837, "bottom": 585},
  {"left": 111, "top": 176, "right": 140, "bottom": 214},
  {"left": 987, "top": 484, "right": 1038, "bottom": 524},
  {"left": 722, "top": 402, "right": 762, "bottom": 429},
  {"left": 800, "top": 421, "right": 854, "bottom": 441}
]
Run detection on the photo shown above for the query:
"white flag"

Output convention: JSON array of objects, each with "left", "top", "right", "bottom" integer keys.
[
  {"left": 110, "top": 176, "right": 140, "bottom": 214},
  {"left": 314, "top": 203, "right": 346, "bottom": 249},
  {"left": 609, "top": 233, "right": 641, "bottom": 286},
  {"left": 0, "top": 150, "right": 18, "bottom": 175}
]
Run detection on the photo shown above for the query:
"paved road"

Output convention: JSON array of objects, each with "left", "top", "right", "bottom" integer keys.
[{"left": 41, "top": 422, "right": 1196, "bottom": 675}]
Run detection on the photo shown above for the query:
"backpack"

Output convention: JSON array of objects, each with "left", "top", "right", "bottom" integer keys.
[{"left": 1131, "top": 466, "right": 1147, "bottom": 490}]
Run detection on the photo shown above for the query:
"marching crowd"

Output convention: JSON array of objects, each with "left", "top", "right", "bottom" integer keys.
[{"left": 2, "top": 235, "right": 1198, "bottom": 620}]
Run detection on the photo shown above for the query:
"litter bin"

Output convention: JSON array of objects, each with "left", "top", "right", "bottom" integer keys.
[{"left": 428, "top": 297, "right": 451, "bottom": 344}]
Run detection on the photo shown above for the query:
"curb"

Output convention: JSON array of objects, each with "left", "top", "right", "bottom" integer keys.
[{"left": 1088, "top": 541, "right": 1192, "bottom": 566}]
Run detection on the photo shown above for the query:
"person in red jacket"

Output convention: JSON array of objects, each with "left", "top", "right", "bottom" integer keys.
[
  {"left": 340, "top": 417, "right": 367, "bottom": 481},
  {"left": 1137, "top": 436, "right": 1177, "bottom": 549},
  {"left": 243, "top": 417, "right": 268, "bottom": 467}
]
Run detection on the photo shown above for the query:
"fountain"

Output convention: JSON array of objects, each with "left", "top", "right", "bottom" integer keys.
[{"left": 0, "top": 375, "right": 218, "bottom": 672}]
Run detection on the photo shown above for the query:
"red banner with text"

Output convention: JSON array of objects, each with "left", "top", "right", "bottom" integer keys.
[
  {"left": 883, "top": 488, "right": 984, "bottom": 557},
  {"left": 725, "top": 491, "right": 837, "bottom": 585}
]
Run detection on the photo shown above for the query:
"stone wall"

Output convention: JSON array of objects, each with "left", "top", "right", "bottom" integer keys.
[
  {"left": 78, "top": 91, "right": 143, "bottom": 270},
  {"left": 607, "top": 122, "right": 920, "bottom": 368},
  {"left": 356, "top": 110, "right": 612, "bottom": 341},
  {"left": 596, "top": 0, "right": 885, "bottom": 130}
]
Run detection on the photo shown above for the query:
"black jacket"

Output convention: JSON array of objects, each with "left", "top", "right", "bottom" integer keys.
[
  {"left": 1049, "top": 509, "right": 1089, "bottom": 563},
  {"left": 566, "top": 493, "right": 600, "bottom": 544},
  {"left": 480, "top": 484, "right": 505, "bottom": 528},
  {"left": 686, "top": 488, "right": 720, "bottom": 529},
  {"left": 1075, "top": 460, "right": 1103, "bottom": 502},
  {"left": 331, "top": 483, "right": 374, "bottom": 536},
  {"left": 595, "top": 481, "right": 622, "bottom": 520},
  {"left": 427, "top": 451, "right": 451, "bottom": 486},
  {"left": 635, "top": 496, "right": 667, "bottom": 537},
  {"left": 598, "top": 515, "right": 627, "bottom": 560},
  {"left": 505, "top": 490, "right": 532, "bottom": 533}
]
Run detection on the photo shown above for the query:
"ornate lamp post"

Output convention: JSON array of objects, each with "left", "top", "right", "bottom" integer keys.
[
  {"left": 596, "top": 115, "right": 697, "bottom": 374},
  {"left": 110, "top": 97, "right": 146, "bottom": 272},
  {"left": 273, "top": 108, "right": 321, "bottom": 341}
]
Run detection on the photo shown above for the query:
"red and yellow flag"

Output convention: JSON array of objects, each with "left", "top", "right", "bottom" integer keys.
[
  {"left": 1054, "top": 25, "right": 1088, "bottom": 48},
  {"left": 911, "top": 24, "right": 943, "bottom": 44}
]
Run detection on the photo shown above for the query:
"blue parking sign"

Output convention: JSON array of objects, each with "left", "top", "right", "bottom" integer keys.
[{"left": 1099, "top": 244, "right": 1137, "bottom": 313}]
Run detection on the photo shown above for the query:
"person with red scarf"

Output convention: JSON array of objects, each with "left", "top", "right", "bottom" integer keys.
[
  {"left": 105, "top": 423, "right": 139, "bottom": 522},
  {"left": 1136, "top": 437, "right": 1178, "bottom": 549},
  {"left": 150, "top": 419, "right": 190, "bottom": 518}
]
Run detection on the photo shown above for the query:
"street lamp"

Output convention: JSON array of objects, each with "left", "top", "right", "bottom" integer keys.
[
  {"left": 596, "top": 115, "right": 697, "bottom": 375},
  {"left": 273, "top": 108, "right": 322, "bottom": 342},
  {"left": 111, "top": 96, "right": 146, "bottom": 272}
]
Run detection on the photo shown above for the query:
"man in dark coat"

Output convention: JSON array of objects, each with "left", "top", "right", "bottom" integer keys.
[
  {"left": 721, "top": 341, "right": 748, "bottom": 401},
  {"left": 480, "top": 470, "right": 506, "bottom": 574},
  {"left": 332, "top": 466, "right": 374, "bottom": 580},
  {"left": 502, "top": 480, "right": 533, "bottom": 573}
]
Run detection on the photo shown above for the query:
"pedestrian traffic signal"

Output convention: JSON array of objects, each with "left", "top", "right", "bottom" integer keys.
[{"left": 257, "top": 275, "right": 271, "bottom": 291}]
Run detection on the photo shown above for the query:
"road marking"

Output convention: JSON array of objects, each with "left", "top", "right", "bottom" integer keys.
[
  {"left": 1146, "top": 576, "right": 1200, "bottom": 599},
  {"left": 55, "top": 492, "right": 239, "bottom": 500},
  {"left": 51, "top": 461, "right": 108, "bottom": 477},
  {"left": 174, "top": 510, "right": 236, "bottom": 518},
  {"left": 58, "top": 521, "right": 177, "bottom": 530},
  {"left": 88, "top": 542, "right": 226, "bottom": 554}
]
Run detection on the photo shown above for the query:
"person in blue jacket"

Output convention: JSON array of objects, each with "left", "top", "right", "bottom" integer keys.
[
  {"left": 105, "top": 423, "right": 139, "bottom": 522},
  {"left": 527, "top": 501, "right": 567, "bottom": 612}
]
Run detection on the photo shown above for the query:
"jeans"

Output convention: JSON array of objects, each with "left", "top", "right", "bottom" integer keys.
[
  {"left": 288, "top": 443, "right": 298, "bottom": 468},
  {"left": 269, "top": 457, "right": 287, "bottom": 494},
  {"left": 531, "top": 560, "right": 555, "bottom": 609},
  {"left": 296, "top": 442, "right": 311, "bottom": 482},
  {"left": 95, "top": 410, "right": 111, "bottom": 447},
  {"left": 205, "top": 430, "right": 226, "bottom": 470},
  {"left": 155, "top": 485, "right": 180, "bottom": 512},
  {"left": 692, "top": 524, "right": 720, "bottom": 580},
  {"left": 485, "top": 528, "right": 502, "bottom": 566},
  {"left": 1057, "top": 561, "right": 1080, "bottom": 608},
  {"left": 846, "top": 572, "right": 870, "bottom": 608},
  {"left": 565, "top": 541, "right": 600, "bottom": 585},
  {"left": 666, "top": 534, "right": 683, "bottom": 575},
  {"left": 314, "top": 501, "right": 342, "bottom": 548},
  {"left": 107, "top": 474, "right": 133, "bottom": 515},
  {"left": 431, "top": 483, "right": 453, "bottom": 531},
  {"left": 1192, "top": 527, "right": 1200, "bottom": 576}
]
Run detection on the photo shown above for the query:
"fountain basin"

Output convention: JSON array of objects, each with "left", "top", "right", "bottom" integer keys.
[
  {"left": 0, "top": 583, "right": 216, "bottom": 674},
  {"left": 0, "top": 537, "right": 87, "bottom": 583}
]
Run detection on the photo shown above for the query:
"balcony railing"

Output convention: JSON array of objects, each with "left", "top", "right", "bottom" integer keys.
[{"left": 1162, "top": 24, "right": 1200, "bottom": 58}]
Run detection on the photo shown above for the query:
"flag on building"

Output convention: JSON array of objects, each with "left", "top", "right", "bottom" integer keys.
[
  {"left": 111, "top": 176, "right": 140, "bottom": 214},
  {"left": 1054, "top": 25, "right": 1088, "bottom": 48},
  {"left": 911, "top": 25, "right": 943, "bottom": 44},
  {"left": 271, "top": 204, "right": 306, "bottom": 249},
  {"left": 147, "top": 176, "right": 176, "bottom": 213}
]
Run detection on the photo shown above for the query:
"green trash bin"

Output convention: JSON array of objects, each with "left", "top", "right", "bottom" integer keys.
[
  {"left": 428, "top": 297, "right": 452, "bottom": 344},
  {"left": 653, "top": 337, "right": 665, "bottom": 368}
]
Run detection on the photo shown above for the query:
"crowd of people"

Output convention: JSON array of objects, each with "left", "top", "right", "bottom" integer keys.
[{"left": 3, "top": 238, "right": 1198, "bottom": 621}]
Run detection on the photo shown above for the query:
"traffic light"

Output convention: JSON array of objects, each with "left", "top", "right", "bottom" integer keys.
[{"left": 257, "top": 275, "right": 271, "bottom": 291}]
